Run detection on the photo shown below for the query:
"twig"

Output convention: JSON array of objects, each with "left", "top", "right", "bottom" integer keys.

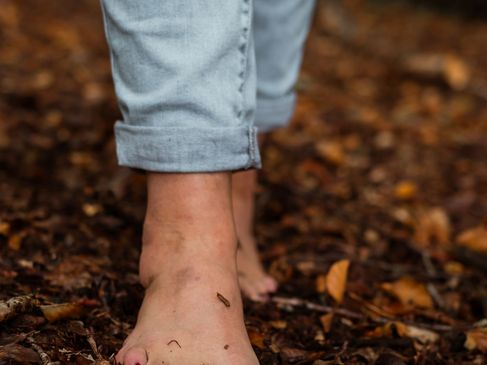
[
  {"left": 0, "top": 295, "right": 39, "bottom": 323},
  {"left": 271, "top": 296, "right": 362, "bottom": 320},
  {"left": 217, "top": 292, "right": 231, "bottom": 308},
  {"left": 86, "top": 327, "right": 111, "bottom": 365},
  {"left": 272, "top": 295, "right": 459, "bottom": 332},
  {"left": 26, "top": 337, "right": 60, "bottom": 365}
]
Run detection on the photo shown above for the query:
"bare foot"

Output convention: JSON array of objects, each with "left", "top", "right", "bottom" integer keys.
[
  {"left": 232, "top": 170, "right": 278, "bottom": 301},
  {"left": 115, "top": 173, "right": 259, "bottom": 365}
]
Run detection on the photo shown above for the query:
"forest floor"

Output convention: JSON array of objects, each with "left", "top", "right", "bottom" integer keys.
[{"left": 1, "top": 0, "right": 487, "bottom": 364}]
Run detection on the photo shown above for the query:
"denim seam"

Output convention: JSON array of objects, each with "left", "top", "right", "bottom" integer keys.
[{"left": 238, "top": 0, "right": 254, "bottom": 168}]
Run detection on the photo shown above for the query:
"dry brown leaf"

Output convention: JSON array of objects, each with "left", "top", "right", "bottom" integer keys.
[
  {"left": 40, "top": 303, "right": 83, "bottom": 322},
  {"left": 0, "top": 344, "right": 40, "bottom": 363},
  {"left": 247, "top": 329, "right": 265, "bottom": 349},
  {"left": 0, "top": 221, "right": 10, "bottom": 235},
  {"left": 457, "top": 225, "right": 487, "bottom": 254},
  {"left": 319, "top": 313, "right": 334, "bottom": 333},
  {"left": 413, "top": 207, "right": 451, "bottom": 248},
  {"left": 325, "top": 259, "right": 350, "bottom": 304},
  {"left": 465, "top": 328, "right": 487, "bottom": 353},
  {"left": 367, "top": 322, "right": 438, "bottom": 344},
  {"left": 394, "top": 180, "right": 417, "bottom": 200},
  {"left": 381, "top": 277, "right": 434, "bottom": 309},
  {"left": 315, "top": 141, "right": 345, "bottom": 165},
  {"left": 269, "top": 320, "right": 287, "bottom": 329},
  {"left": 444, "top": 54, "right": 470, "bottom": 90},
  {"left": 7, "top": 232, "right": 24, "bottom": 251},
  {"left": 82, "top": 203, "right": 102, "bottom": 217},
  {"left": 403, "top": 53, "right": 470, "bottom": 90}
]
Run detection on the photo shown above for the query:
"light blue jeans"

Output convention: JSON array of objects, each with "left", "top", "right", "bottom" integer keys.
[{"left": 100, "top": 0, "right": 316, "bottom": 172}]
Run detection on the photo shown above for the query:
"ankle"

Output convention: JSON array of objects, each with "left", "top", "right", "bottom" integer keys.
[{"left": 139, "top": 226, "right": 238, "bottom": 288}]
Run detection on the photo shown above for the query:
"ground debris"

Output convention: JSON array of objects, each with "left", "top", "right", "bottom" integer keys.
[
  {"left": 0, "top": 295, "right": 39, "bottom": 323},
  {"left": 1, "top": 0, "right": 486, "bottom": 363}
]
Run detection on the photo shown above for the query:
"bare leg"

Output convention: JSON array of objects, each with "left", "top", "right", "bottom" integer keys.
[{"left": 116, "top": 173, "right": 258, "bottom": 365}]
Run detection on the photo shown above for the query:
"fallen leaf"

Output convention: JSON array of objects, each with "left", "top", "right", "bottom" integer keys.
[
  {"left": 315, "top": 141, "right": 345, "bottom": 165},
  {"left": 0, "top": 221, "right": 10, "bottom": 235},
  {"left": 325, "top": 259, "right": 350, "bottom": 304},
  {"left": 319, "top": 313, "right": 334, "bottom": 333},
  {"left": 457, "top": 225, "right": 487, "bottom": 254},
  {"left": 8, "top": 232, "right": 25, "bottom": 251},
  {"left": 367, "top": 321, "right": 439, "bottom": 344},
  {"left": 394, "top": 180, "right": 417, "bottom": 200},
  {"left": 269, "top": 320, "right": 287, "bottom": 329},
  {"left": 0, "top": 344, "right": 40, "bottom": 363},
  {"left": 40, "top": 303, "right": 83, "bottom": 322},
  {"left": 413, "top": 207, "right": 451, "bottom": 248},
  {"left": 381, "top": 277, "right": 434, "bottom": 309},
  {"left": 465, "top": 328, "right": 487, "bottom": 353},
  {"left": 247, "top": 328, "right": 265, "bottom": 350}
]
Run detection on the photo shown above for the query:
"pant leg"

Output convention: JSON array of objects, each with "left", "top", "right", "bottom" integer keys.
[
  {"left": 100, "top": 0, "right": 260, "bottom": 172},
  {"left": 253, "top": 0, "right": 316, "bottom": 132}
]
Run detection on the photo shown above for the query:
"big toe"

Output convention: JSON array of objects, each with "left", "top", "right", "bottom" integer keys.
[
  {"left": 264, "top": 276, "right": 278, "bottom": 293},
  {"left": 121, "top": 346, "right": 148, "bottom": 365},
  {"left": 240, "top": 277, "right": 268, "bottom": 302}
]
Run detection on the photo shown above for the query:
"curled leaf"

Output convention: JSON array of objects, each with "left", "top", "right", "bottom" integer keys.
[{"left": 326, "top": 259, "right": 350, "bottom": 304}]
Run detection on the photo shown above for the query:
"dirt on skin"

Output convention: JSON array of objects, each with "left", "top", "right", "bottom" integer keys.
[{"left": 1, "top": 0, "right": 487, "bottom": 364}]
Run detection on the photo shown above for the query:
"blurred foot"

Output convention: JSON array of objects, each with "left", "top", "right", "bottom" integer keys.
[{"left": 232, "top": 170, "right": 278, "bottom": 301}]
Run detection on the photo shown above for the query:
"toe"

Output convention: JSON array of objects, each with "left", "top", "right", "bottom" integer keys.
[
  {"left": 240, "top": 277, "right": 265, "bottom": 302},
  {"left": 264, "top": 276, "right": 278, "bottom": 293},
  {"left": 123, "top": 346, "right": 148, "bottom": 365}
]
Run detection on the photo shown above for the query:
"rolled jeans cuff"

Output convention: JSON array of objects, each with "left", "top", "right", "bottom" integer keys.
[
  {"left": 114, "top": 122, "right": 261, "bottom": 173},
  {"left": 255, "top": 93, "right": 297, "bottom": 133}
]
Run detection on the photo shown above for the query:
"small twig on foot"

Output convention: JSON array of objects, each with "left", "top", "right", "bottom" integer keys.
[{"left": 217, "top": 292, "right": 231, "bottom": 307}]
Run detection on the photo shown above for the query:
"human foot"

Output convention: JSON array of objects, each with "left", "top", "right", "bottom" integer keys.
[
  {"left": 115, "top": 258, "right": 258, "bottom": 365},
  {"left": 115, "top": 173, "right": 259, "bottom": 365},
  {"left": 232, "top": 170, "right": 278, "bottom": 302}
]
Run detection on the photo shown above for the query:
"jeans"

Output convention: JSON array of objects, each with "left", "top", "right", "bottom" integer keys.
[{"left": 100, "top": 0, "right": 316, "bottom": 172}]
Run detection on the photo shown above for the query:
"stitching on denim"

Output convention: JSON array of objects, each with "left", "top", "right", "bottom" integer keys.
[
  {"left": 238, "top": 0, "right": 254, "bottom": 167},
  {"left": 247, "top": 127, "right": 256, "bottom": 169}
]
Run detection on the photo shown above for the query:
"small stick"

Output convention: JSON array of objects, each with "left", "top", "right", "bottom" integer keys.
[
  {"left": 0, "top": 295, "right": 39, "bottom": 323},
  {"left": 26, "top": 337, "right": 60, "bottom": 365},
  {"left": 272, "top": 296, "right": 362, "bottom": 320},
  {"left": 217, "top": 293, "right": 231, "bottom": 307},
  {"left": 167, "top": 339, "right": 181, "bottom": 348}
]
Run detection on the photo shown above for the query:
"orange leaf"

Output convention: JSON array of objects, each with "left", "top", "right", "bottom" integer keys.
[
  {"left": 247, "top": 329, "right": 265, "bottom": 350},
  {"left": 40, "top": 303, "right": 82, "bottom": 322},
  {"left": 325, "top": 259, "right": 350, "bottom": 304},
  {"left": 381, "top": 277, "right": 434, "bottom": 309},
  {"left": 394, "top": 181, "right": 417, "bottom": 200},
  {"left": 465, "top": 328, "right": 487, "bottom": 353},
  {"left": 457, "top": 225, "right": 487, "bottom": 254},
  {"left": 413, "top": 207, "right": 451, "bottom": 248},
  {"left": 319, "top": 313, "right": 334, "bottom": 333}
]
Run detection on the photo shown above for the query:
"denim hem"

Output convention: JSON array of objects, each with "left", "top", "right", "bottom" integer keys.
[
  {"left": 114, "top": 121, "right": 261, "bottom": 172},
  {"left": 255, "top": 92, "right": 297, "bottom": 133}
]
